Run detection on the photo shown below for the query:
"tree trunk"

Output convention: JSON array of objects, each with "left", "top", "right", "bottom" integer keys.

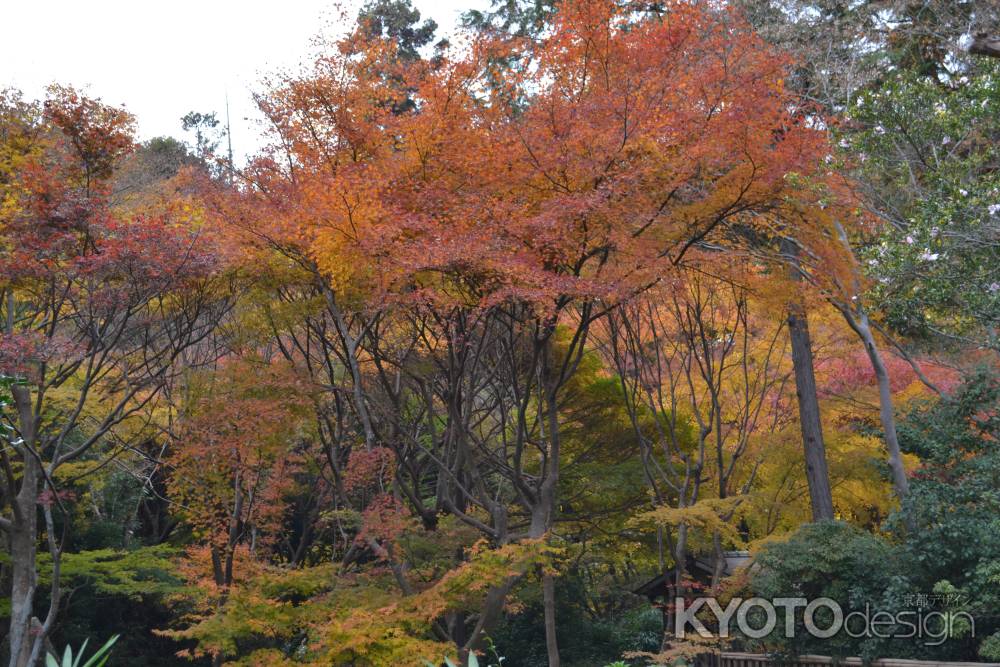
[
  {"left": 662, "top": 523, "right": 689, "bottom": 651},
  {"left": 844, "top": 310, "right": 910, "bottom": 501},
  {"left": 782, "top": 239, "right": 835, "bottom": 521},
  {"left": 528, "top": 338, "right": 562, "bottom": 667},
  {"left": 710, "top": 531, "right": 726, "bottom": 592},
  {"left": 8, "top": 385, "right": 40, "bottom": 667},
  {"left": 787, "top": 305, "right": 836, "bottom": 520},
  {"left": 828, "top": 221, "right": 910, "bottom": 506},
  {"left": 541, "top": 382, "right": 561, "bottom": 667},
  {"left": 542, "top": 573, "right": 560, "bottom": 667},
  {"left": 462, "top": 577, "right": 518, "bottom": 662},
  {"left": 8, "top": 510, "right": 37, "bottom": 667},
  {"left": 529, "top": 498, "right": 561, "bottom": 667},
  {"left": 322, "top": 285, "right": 375, "bottom": 451}
]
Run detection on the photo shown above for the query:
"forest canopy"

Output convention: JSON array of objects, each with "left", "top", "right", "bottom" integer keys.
[{"left": 2, "top": 0, "right": 1000, "bottom": 666}]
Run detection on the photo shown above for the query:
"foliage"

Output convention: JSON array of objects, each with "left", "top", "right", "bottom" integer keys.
[
  {"left": 631, "top": 498, "right": 748, "bottom": 551},
  {"left": 45, "top": 635, "right": 119, "bottom": 667},
  {"left": 747, "top": 371, "right": 1000, "bottom": 661},
  {"left": 749, "top": 521, "right": 896, "bottom": 659},
  {"left": 168, "top": 358, "right": 314, "bottom": 554},
  {"left": 165, "top": 538, "right": 559, "bottom": 665},
  {"left": 845, "top": 62, "right": 1000, "bottom": 345},
  {"left": 39, "top": 545, "right": 182, "bottom": 598},
  {"left": 6, "top": 1, "right": 1000, "bottom": 665}
]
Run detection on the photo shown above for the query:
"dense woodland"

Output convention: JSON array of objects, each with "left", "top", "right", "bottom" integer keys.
[{"left": 2, "top": 0, "right": 1000, "bottom": 665}]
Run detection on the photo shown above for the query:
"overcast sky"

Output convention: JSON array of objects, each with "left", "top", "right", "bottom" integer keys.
[{"left": 3, "top": 0, "right": 481, "bottom": 164}]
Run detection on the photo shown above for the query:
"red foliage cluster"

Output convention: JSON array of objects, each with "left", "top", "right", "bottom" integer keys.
[
  {"left": 168, "top": 360, "right": 310, "bottom": 550},
  {"left": 0, "top": 330, "right": 79, "bottom": 380},
  {"left": 36, "top": 488, "right": 77, "bottom": 508},
  {"left": 343, "top": 446, "right": 396, "bottom": 495},
  {"left": 1, "top": 88, "right": 218, "bottom": 294},
  {"left": 356, "top": 493, "right": 412, "bottom": 560},
  {"left": 819, "top": 350, "right": 960, "bottom": 396},
  {"left": 42, "top": 85, "right": 135, "bottom": 181}
]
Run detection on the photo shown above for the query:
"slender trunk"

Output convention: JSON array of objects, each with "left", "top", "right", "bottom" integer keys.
[
  {"left": 529, "top": 499, "right": 561, "bottom": 667},
  {"left": 827, "top": 222, "right": 910, "bottom": 505},
  {"left": 462, "top": 577, "right": 518, "bottom": 660},
  {"left": 711, "top": 531, "right": 726, "bottom": 592},
  {"left": 662, "top": 523, "right": 689, "bottom": 651},
  {"left": 207, "top": 480, "right": 243, "bottom": 667},
  {"left": 461, "top": 509, "right": 514, "bottom": 661},
  {"left": 787, "top": 304, "right": 836, "bottom": 520},
  {"left": 520, "top": 334, "right": 562, "bottom": 667},
  {"left": 538, "top": 350, "right": 562, "bottom": 667},
  {"left": 542, "top": 573, "right": 559, "bottom": 667},
  {"left": 322, "top": 286, "right": 375, "bottom": 451},
  {"left": 8, "top": 384, "right": 40, "bottom": 667},
  {"left": 8, "top": 507, "right": 37, "bottom": 667},
  {"left": 782, "top": 238, "right": 835, "bottom": 521},
  {"left": 843, "top": 309, "right": 910, "bottom": 501},
  {"left": 26, "top": 507, "right": 63, "bottom": 667}
]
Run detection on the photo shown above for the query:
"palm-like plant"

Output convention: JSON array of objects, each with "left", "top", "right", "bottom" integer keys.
[
  {"left": 425, "top": 654, "right": 481, "bottom": 667},
  {"left": 45, "top": 635, "right": 120, "bottom": 667}
]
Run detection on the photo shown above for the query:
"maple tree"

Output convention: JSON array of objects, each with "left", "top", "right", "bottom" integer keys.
[
  {"left": 168, "top": 359, "right": 311, "bottom": 587},
  {"left": 0, "top": 87, "right": 229, "bottom": 667},
  {"left": 4, "top": 1, "right": 1000, "bottom": 665},
  {"left": 219, "top": 0, "right": 854, "bottom": 662},
  {"left": 598, "top": 260, "right": 795, "bottom": 626}
]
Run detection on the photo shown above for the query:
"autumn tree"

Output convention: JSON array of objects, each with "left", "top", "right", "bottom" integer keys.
[
  {"left": 598, "top": 259, "right": 796, "bottom": 640},
  {"left": 743, "top": 0, "right": 1000, "bottom": 509},
  {"left": 224, "top": 0, "right": 852, "bottom": 663},
  {"left": 0, "top": 2, "right": 996, "bottom": 665},
  {"left": 168, "top": 359, "right": 312, "bottom": 588},
  {"left": 0, "top": 87, "right": 228, "bottom": 667}
]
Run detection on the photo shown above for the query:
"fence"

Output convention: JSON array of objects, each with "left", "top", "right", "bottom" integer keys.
[{"left": 698, "top": 652, "right": 1000, "bottom": 667}]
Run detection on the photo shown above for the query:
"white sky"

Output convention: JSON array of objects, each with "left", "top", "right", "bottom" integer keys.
[{"left": 2, "top": 0, "right": 482, "bottom": 164}]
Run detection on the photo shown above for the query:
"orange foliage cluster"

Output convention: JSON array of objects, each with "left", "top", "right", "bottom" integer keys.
[
  {"left": 235, "top": 0, "right": 838, "bottom": 314},
  {"left": 169, "top": 360, "right": 312, "bottom": 553},
  {"left": 13, "top": 2, "right": 965, "bottom": 665}
]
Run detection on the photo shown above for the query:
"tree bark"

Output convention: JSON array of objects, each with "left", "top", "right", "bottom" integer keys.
[
  {"left": 322, "top": 284, "right": 376, "bottom": 451},
  {"left": 666, "top": 523, "right": 688, "bottom": 648},
  {"left": 782, "top": 239, "right": 835, "bottom": 521},
  {"left": 839, "top": 308, "right": 910, "bottom": 502},
  {"left": 462, "top": 577, "right": 518, "bottom": 661},
  {"left": 8, "top": 510, "right": 37, "bottom": 667},
  {"left": 532, "top": 341, "right": 562, "bottom": 667},
  {"left": 828, "top": 222, "right": 910, "bottom": 506},
  {"left": 542, "top": 573, "right": 560, "bottom": 667},
  {"left": 8, "top": 385, "right": 40, "bottom": 667},
  {"left": 787, "top": 303, "right": 836, "bottom": 520}
]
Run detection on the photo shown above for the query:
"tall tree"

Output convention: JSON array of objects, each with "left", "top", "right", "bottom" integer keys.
[
  {"left": 242, "top": 0, "right": 848, "bottom": 662},
  {"left": 781, "top": 238, "right": 835, "bottom": 521},
  {"left": 0, "top": 87, "right": 227, "bottom": 667}
]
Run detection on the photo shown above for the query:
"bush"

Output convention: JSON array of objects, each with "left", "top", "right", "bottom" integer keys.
[
  {"left": 749, "top": 521, "right": 896, "bottom": 660},
  {"left": 746, "top": 371, "right": 1000, "bottom": 661}
]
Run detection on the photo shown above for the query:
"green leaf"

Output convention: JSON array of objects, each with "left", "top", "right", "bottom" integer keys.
[
  {"left": 47, "top": 635, "right": 118, "bottom": 667},
  {"left": 81, "top": 635, "right": 119, "bottom": 667}
]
